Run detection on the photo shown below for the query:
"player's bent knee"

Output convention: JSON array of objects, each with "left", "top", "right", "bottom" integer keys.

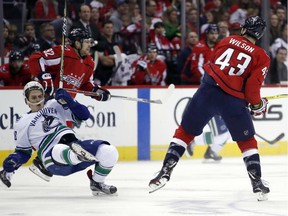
[
  {"left": 95, "top": 144, "right": 119, "bottom": 166},
  {"left": 51, "top": 144, "right": 70, "bottom": 165},
  {"left": 237, "top": 136, "right": 258, "bottom": 153}
]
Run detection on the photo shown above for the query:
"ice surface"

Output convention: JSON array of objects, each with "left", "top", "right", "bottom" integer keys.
[{"left": 0, "top": 155, "right": 287, "bottom": 216}]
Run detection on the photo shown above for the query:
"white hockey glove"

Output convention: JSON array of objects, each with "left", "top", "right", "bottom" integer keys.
[
  {"left": 249, "top": 98, "right": 268, "bottom": 116},
  {"left": 137, "top": 60, "right": 147, "bottom": 70}
]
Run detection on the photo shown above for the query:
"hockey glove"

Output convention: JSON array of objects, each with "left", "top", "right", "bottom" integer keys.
[
  {"left": 137, "top": 60, "right": 147, "bottom": 70},
  {"left": 37, "top": 71, "right": 54, "bottom": 96},
  {"left": 91, "top": 86, "right": 111, "bottom": 101},
  {"left": 55, "top": 89, "right": 90, "bottom": 120},
  {"left": 249, "top": 98, "right": 268, "bottom": 116},
  {"left": 55, "top": 88, "right": 74, "bottom": 106}
]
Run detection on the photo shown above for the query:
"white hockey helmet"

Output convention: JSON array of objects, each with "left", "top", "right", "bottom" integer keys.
[{"left": 23, "top": 81, "right": 44, "bottom": 99}]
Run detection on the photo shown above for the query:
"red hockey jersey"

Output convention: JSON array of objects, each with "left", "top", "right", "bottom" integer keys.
[
  {"left": 0, "top": 60, "right": 32, "bottom": 86},
  {"left": 204, "top": 35, "right": 270, "bottom": 104},
  {"left": 187, "top": 40, "right": 217, "bottom": 84},
  {"left": 29, "top": 45, "right": 95, "bottom": 92}
]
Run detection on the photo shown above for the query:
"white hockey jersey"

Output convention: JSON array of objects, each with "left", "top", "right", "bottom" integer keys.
[{"left": 14, "top": 99, "right": 78, "bottom": 167}]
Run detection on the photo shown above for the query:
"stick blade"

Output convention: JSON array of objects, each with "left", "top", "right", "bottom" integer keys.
[{"left": 162, "top": 84, "right": 175, "bottom": 103}]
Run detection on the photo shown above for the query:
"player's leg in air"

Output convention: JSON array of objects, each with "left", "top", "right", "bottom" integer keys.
[{"left": 186, "top": 115, "right": 229, "bottom": 161}]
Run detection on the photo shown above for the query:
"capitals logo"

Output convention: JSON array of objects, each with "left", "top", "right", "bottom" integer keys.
[{"left": 63, "top": 75, "right": 82, "bottom": 87}]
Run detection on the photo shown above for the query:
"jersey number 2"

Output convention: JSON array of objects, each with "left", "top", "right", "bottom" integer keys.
[{"left": 215, "top": 48, "right": 251, "bottom": 76}]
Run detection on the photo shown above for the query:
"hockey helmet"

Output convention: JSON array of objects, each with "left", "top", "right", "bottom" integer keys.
[
  {"left": 206, "top": 24, "right": 219, "bottom": 34},
  {"left": 23, "top": 81, "right": 44, "bottom": 99},
  {"left": 147, "top": 43, "right": 158, "bottom": 52},
  {"left": 9, "top": 50, "right": 24, "bottom": 62},
  {"left": 242, "top": 16, "right": 266, "bottom": 40},
  {"left": 68, "top": 28, "right": 91, "bottom": 46}
]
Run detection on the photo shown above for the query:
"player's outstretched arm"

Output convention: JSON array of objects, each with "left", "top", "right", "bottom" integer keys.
[
  {"left": 0, "top": 150, "right": 31, "bottom": 188},
  {"left": 55, "top": 88, "right": 90, "bottom": 121}
]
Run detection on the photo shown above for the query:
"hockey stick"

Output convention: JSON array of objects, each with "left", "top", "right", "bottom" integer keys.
[
  {"left": 64, "top": 84, "right": 175, "bottom": 104},
  {"left": 265, "top": 94, "right": 288, "bottom": 100},
  {"left": 64, "top": 88, "right": 162, "bottom": 104},
  {"left": 255, "top": 132, "right": 285, "bottom": 145},
  {"left": 59, "top": 0, "right": 68, "bottom": 88}
]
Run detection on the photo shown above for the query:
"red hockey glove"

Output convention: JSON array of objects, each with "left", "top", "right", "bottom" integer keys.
[
  {"left": 249, "top": 98, "right": 268, "bottom": 116},
  {"left": 91, "top": 86, "right": 111, "bottom": 101},
  {"left": 37, "top": 72, "right": 54, "bottom": 96}
]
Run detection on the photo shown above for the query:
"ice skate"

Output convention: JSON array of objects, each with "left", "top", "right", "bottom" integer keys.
[
  {"left": 87, "top": 169, "right": 117, "bottom": 196},
  {"left": 149, "top": 158, "right": 177, "bottom": 193},
  {"left": 70, "top": 143, "right": 96, "bottom": 162},
  {"left": 0, "top": 170, "right": 11, "bottom": 188},
  {"left": 29, "top": 156, "right": 53, "bottom": 182},
  {"left": 203, "top": 146, "right": 222, "bottom": 163},
  {"left": 249, "top": 172, "right": 270, "bottom": 201}
]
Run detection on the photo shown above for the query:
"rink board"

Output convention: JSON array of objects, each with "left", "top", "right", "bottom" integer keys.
[{"left": 0, "top": 86, "right": 287, "bottom": 165}]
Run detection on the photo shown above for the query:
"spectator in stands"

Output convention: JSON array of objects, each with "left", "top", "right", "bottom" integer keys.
[
  {"left": 186, "top": 8, "right": 197, "bottom": 33},
  {"left": 36, "top": 22, "right": 59, "bottom": 51},
  {"left": 184, "top": 24, "right": 219, "bottom": 85},
  {"left": 94, "top": 21, "right": 120, "bottom": 86},
  {"left": 178, "top": 31, "right": 199, "bottom": 85},
  {"left": 4, "top": 24, "right": 18, "bottom": 56},
  {"left": 0, "top": 50, "right": 32, "bottom": 86},
  {"left": 270, "top": 24, "right": 288, "bottom": 67},
  {"left": 229, "top": 4, "right": 247, "bottom": 24},
  {"left": 130, "top": 2, "right": 142, "bottom": 24},
  {"left": 265, "top": 47, "right": 288, "bottom": 84},
  {"left": 163, "top": 7, "right": 180, "bottom": 41},
  {"left": 275, "top": 5, "right": 287, "bottom": 30},
  {"left": 3, "top": 24, "right": 10, "bottom": 57},
  {"left": 109, "top": 0, "right": 130, "bottom": 33},
  {"left": 90, "top": 6, "right": 102, "bottom": 31},
  {"left": 177, "top": 31, "right": 199, "bottom": 85},
  {"left": 229, "top": 22, "right": 242, "bottom": 36},
  {"left": 145, "top": 0, "right": 162, "bottom": 33},
  {"left": 71, "top": 4, "right": 107, "bottom": 52},
  {"left": 34, "top": 0, "right": 60, "bottom": 20},
  {"left": 270, "top": 14, "right": 282, "bottom": 45},
  {"left": 217, "top": 21, "right": 229, "bottom": 41},
  {"left": 209, "top": 0, "right": 228, "bottom": 23},
  {"left": 129, "top": 43, "right": 167, "bottom": 86},
  {"left": 14, "top": 22, "right": 38, "bottom": 52},
  {"left": 149, "top": 21, "right": 174, "bottom": 62}
]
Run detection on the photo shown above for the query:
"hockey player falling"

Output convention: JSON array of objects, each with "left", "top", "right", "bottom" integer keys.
[
  {"left": 0, "top": 81, "right": 118, "bottom": 195},
  {"left": 149, "top": 16, "right": 271, "bottom": 201}
]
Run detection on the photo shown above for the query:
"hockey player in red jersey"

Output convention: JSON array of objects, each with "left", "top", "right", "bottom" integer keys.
[
  {"left": 0, "top": 50, "right": 32, "bottom": 86},
  {"left": 129, "top": 43, "right": 167, "bottom": 86},
  {"left": 28, "top": 28, "right": 110, "bottom": 101},
  {"left": 149, "top": 16, "right": 271, "bottom": 201}
]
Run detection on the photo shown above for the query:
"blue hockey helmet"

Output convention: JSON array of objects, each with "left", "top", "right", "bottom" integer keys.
[
  {"left": 206, "top": 24, "right": 219, "bottom": 34},
  {"left": 9, "top": 50, "right": 24, "bottom": 62},
  {"left": 242, "top": 16, "right": 266, "bottom": 40}
]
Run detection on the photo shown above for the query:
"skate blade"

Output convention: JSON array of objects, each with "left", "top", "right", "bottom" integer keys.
[
  {"left": 149, "top": 178, "right": 167, "bottom": 194},
  {"left": 70, "top": 143, "right": 96, "bottom": 161},
  {"left": 149, "top": 183, "right": 166, "bottom": 194},
  {"left": 92, "top": 191, "right": 118, "bottom": 196},
  {"left": 29, "top": 165, "right": 51, "bottom": 182},
  {"left": 256, "top": 192, "right": 268, "bottom": 201},
  {"left": 202, "top": 158, "right": 221, "bottom": 164}
]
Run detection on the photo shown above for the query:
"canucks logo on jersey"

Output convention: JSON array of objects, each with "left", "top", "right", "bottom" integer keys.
[{"left": 42, "top": 115, "right": 60, "bottom": 133}]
